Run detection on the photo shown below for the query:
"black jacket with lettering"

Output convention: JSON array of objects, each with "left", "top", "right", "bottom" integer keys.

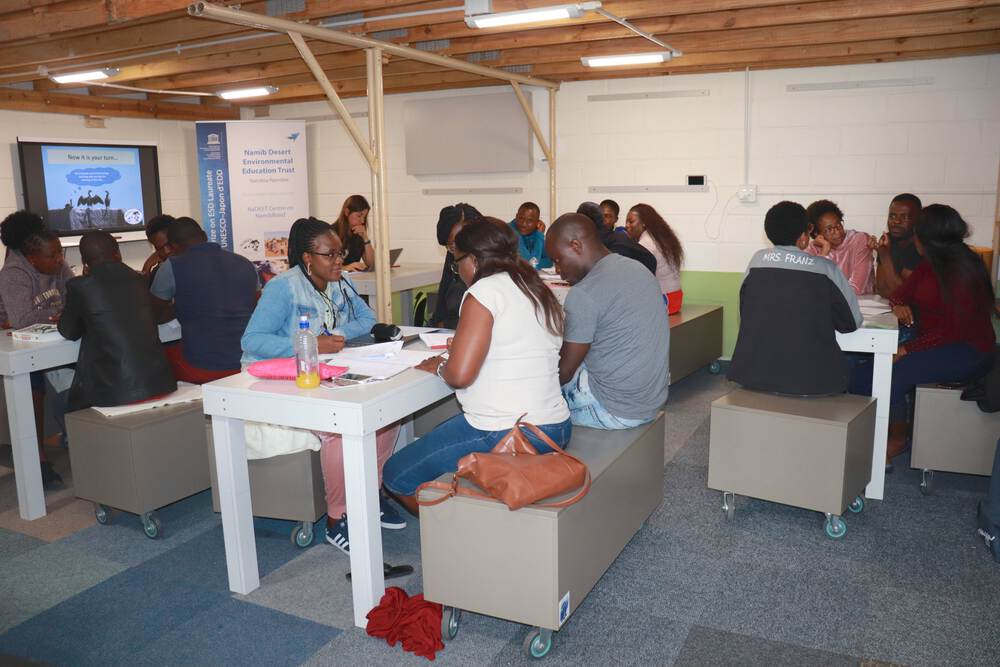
[
  {"left": 728, "top": 245, "right": 863, "bottom": 396},
  {"left": 58, "top": 262, "right": 176, "bottom": 410}
]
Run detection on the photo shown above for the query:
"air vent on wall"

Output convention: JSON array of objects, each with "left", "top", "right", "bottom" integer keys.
[
  {"left": 422, "top": 187, "right": 524, "bottom": 195},
  {"left": 414, "top": 39, "right": 450, "bottom": 51},
  {"left": 370, "top": 28, "right": 407, "bottom": 40},
  {"left": 587, "top": 89, "right": 710, "bottom": 102},
  {"left": 266, "top": 0, "right": 304, "bottom": 16},
  {"left": 500, "top": 64, "right": 533, "bottom": 74},
  {"left": 467, "top": 50, "right": 501, "bottom": 63}
]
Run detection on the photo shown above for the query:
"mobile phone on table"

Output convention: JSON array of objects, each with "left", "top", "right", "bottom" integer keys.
[{"left": 330, "top": 373, "right": 374, "bottom": 386}]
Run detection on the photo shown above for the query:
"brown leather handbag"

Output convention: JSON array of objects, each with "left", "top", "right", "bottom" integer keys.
[{"left": 416, "top": 415, "right": 590, "bottom": 511}]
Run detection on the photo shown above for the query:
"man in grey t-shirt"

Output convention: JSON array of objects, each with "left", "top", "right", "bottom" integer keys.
[{"left": 545, "top": 214, "right": 670, "bottom": 429}]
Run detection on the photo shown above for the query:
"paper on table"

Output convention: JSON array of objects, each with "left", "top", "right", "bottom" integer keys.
[
  {"left": 398, "top": 325, "right": 443, "bottom": 337},
  {"left": 333, "top": 340, "right": 404, "bottom": 358},
  {"left": 858, "top": 296, "right": 890, "bottom": 311},
  {"left": 92, "top": 383, "right": 202, "bottom": 417},
  {"left": 317, "top": 356, "right": 410, "bottom": 380},
  {"left": 419, "top": 332, "right": 451, "bottom": 349}
]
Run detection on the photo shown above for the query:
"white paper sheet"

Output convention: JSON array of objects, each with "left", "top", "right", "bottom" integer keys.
[
  {"left": 419, "top": 332, "right": 451, "bottom": 349},
  {"left": 92, "top": 384, "right": 202, "bottom": 417},
  {"left": 398, "top": 325, "right": 446, "bottom": 337}
]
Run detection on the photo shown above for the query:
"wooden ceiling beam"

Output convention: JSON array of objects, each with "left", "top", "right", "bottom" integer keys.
[
  {"left": 0, "top": 0, "right": 425, "bottom": 70},
  {"left": 433, "top": 5, "right": 1000, "bottom": 56},
  {"left": 0, "top": 1, "right": 195, "bottom": 44},
  {"left": 121, "top": 6, "right": 1000, "bottom": 92},
  {"left": 161, "top": 29, "right": 1000, "bottom": 95},
  {"left": 0, "top": 87, "right": 238, "bottom": 120},
  {"left": 249, "top": 41, "right": 1000, "bottom": 105},
  {"left": 218, "top": 31, "right": 1000, "bottom": 104}
]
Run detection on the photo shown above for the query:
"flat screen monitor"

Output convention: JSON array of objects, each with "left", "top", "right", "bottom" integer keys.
[{"left": 17, "top": 139, "right": 162, "bottom": 238}]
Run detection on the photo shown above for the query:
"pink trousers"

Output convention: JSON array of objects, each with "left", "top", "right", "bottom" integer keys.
[{"left": 316, "top": 423, "right": 400, "bottom": 518}]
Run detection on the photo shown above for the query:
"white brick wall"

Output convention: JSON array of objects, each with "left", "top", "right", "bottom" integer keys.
[{"left": 1, "top": 54, "right": 998, "bottom": 274}]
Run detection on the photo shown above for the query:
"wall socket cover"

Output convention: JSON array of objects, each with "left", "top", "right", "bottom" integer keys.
[{"left": 737, "top": 185, "right": 758, "bottom": 203}]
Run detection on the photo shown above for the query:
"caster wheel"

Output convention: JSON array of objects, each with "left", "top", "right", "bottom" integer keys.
[
  {"left": 848, "top": 496, "right": 864, "bottom": 514},
  {"left": 441, "top": 606, "right": 461, "bottom": 642},
  {"left": 824, "top": 515, "right": 846, "bottom": 539},
  {"left": 523, "top": 628, "right": 553, "bottom": 659},
  {"left": 141, "top": 512, "right": 162, "bottom": 540},
  {"left": 920, "top": 469, "right": 934, "bottom": 496},
  {"left": 722, "top": 492, "right": 735, "bottom": 522},
  {"left": 291, "top": 522, "right": 314, "bottom": 548},
  {"left": 94, "top": 504, "right": 111, "bottom": 525},
  {"left": 708, "top": 360, "right": 722, "bottom": 375}
]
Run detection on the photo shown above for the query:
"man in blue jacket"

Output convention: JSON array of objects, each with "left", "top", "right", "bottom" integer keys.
[{"left": 509, "top": 201, "right": 552, "bottom": 269}]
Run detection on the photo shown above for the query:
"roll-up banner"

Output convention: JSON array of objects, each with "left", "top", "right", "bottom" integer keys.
[{"left": 195, "top": 120, "right": 308, "bottom": 279}]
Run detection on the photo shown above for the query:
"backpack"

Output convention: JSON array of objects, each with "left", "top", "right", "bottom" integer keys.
[{"left": 977, "top": 437, "right": 1000, "bottom": 563}]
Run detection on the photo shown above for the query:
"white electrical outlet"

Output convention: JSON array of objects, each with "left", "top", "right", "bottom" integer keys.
[{"left": 737, "top": 185, "right": 757, "bottom": 203}]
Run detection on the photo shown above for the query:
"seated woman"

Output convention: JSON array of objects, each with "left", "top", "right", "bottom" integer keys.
[
  {"left": 334, "top": 195, "right": 374, "bottom": 272},
  {"left": 431, "top": 203, "right": 481, "bottom": 329},
  {"left": 851, "top": 204, "right": 995, "bottom": 463},
  {"left": 241, "top": 217, "right": 403, "bottom": 554},
  {"left": 0, "top": 211, "right": 74, "bottom": 488},
  {"left": 383, "top": 217, "right": 572, "bottom": 514},
  {"left": 805, "top": 199, "right": 875, "bottom": 295},
  {"left": 625, "top": 204, "right": 684, "bottom": 314}
]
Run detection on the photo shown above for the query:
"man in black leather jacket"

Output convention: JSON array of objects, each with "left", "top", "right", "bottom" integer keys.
[{"left": 58, "top": 232, "right": 176, "bottom": 410}]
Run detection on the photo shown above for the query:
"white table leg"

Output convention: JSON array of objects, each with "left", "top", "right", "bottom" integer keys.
[
  {"left": 398, "top": 416, "right": 414, "bottom": 449},
  {"left": 342, "top": 430, "right": 385, "bottom": 629},
  {"left": 211, "top": 416, "right": 260, "bottom": 594},
  {"left": 4, "top": 374, "right": 45, "bottom": 520},
  {"left": 865, "top": 350, "right": 892, "bottom": 500}
]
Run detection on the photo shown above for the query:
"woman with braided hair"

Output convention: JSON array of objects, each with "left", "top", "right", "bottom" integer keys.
[{"left": 241, "top": 216, "right": 404, "bottom": 553}]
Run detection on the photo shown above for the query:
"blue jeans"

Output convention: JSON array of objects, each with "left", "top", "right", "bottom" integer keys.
[
  {"left": 382, "top": 413, "right": 572, "bottom": 497},
  {"left": 850, "top": 342, "right": 991, "bottom": 419},
  {"left": 561, "top": 365, "right": 651, "bottom": 430}
]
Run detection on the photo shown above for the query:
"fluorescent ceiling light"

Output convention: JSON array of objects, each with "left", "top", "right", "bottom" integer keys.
[
  {"left": 50, "top": 67, "right": 119, "bottom": 84},
  {"left": 581, "top": 52, "right": 670, "bottom": 67},
  {"left": 217, "top": 86, "right": 278, "bottom": 100},
  {"left": 465, "top": 2, "right": 601, "bottom": 29}
]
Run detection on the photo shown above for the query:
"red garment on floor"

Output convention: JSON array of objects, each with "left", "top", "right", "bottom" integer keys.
[{"left": 366, "top": 587, "right": 445, "bottom": 661}]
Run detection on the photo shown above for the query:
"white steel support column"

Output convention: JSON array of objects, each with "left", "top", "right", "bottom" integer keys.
[{"left": 367, "top": 47, "right": 392, "bottom": 323}]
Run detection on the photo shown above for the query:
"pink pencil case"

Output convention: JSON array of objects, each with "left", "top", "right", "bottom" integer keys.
[{"left": 247, "top": 358, "right": 348, "bottom": 381}]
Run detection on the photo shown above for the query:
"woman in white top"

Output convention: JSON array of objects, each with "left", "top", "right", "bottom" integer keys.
[
  {"left": 383, "top": 217, "right": 572, "bottom": 515},
  {"left": 625, "top": 203, "right": 685, "bottom": 314}
]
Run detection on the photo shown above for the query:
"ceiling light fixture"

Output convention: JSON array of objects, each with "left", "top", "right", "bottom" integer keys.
[
  {"left": 217, "top": 85, "right": 278, "bottom": 100},
  {"left": 464, "top": 1, "right": 601, "bottom": 29},
  {"left": 582, "top": 52, "right": 671, "bottom": 67},
  {"left": 50, "top": 67, "right": 119, "bottom": 84}
]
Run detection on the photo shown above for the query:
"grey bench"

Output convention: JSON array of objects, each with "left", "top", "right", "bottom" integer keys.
[
  {"left": 66, "top": 401, "right": 210, "bottom": 539},
  {"left": 911, "top": 384, "right": 1000, "bottom": 494},
  {"left": 418, "top": 412, "right": 665, "bottom": 659},
  {"left": 669, "top": 303, "right": 724, "bottom": 383},
  {"left": 708, "top": 389, "right": 875, "bottom": 539}
]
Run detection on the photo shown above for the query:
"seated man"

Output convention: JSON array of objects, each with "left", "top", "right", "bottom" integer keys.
[
  {"left": 546, "top": 213, "right": 669, "bottom": 429},
  {"left": 728, "top": 201, "right": 862, "bottom": 395},
  {"left": 875, "top": 193, "right": 923, "bottom": 298},
  {"left": 509, "top": 201, "right": 552, "bottom": 269},
  {"left": 600, "top": 198, "right": 625, "bottom": 235},
  {"left": 58, "top": 232, "right": 176, "bottom": 410},
  {"left": 150, "top": 217, "right": 258, "bottom": 383},
  {"left": 141, "top": 214, "right": 175, "bottom": 283},
  {"left": 576, "top": 201, "right": 657, "bottom": 275}
]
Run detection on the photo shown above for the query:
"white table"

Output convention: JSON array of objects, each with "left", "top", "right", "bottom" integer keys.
[
  {"left": 201, "top": 365, "right": 453, "bottom": 628},
  {"left": 835, "top": 312, "right": 899, "bottom": 501},
  {"left": 0, "top": 320, "right": 182, "bottom": 520},
  {"left": 347, "top": 263, "right": 442, "bottom": 325}
]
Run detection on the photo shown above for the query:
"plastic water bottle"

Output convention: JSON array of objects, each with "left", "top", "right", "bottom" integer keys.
[{"left": 294, "top": 315, "right": 320, "bottom": 389}]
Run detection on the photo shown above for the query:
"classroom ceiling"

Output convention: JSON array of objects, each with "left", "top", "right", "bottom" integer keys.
[{"left": 1, "top": 0, "right": 999, "bottom": 121}]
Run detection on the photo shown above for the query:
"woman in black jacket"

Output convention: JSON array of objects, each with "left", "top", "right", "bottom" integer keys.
[{"left": 430, "top": 203, "right": 481, "bottom": 328}]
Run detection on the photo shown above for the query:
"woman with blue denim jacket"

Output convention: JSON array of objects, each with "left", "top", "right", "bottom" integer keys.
[{"left": 241, "top": 217, "right": 404, "bottom": 554}]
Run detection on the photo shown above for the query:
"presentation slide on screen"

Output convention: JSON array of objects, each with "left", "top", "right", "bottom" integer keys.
[{"left": 41, "top": 145, "right": 145, "bottom": 232}]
